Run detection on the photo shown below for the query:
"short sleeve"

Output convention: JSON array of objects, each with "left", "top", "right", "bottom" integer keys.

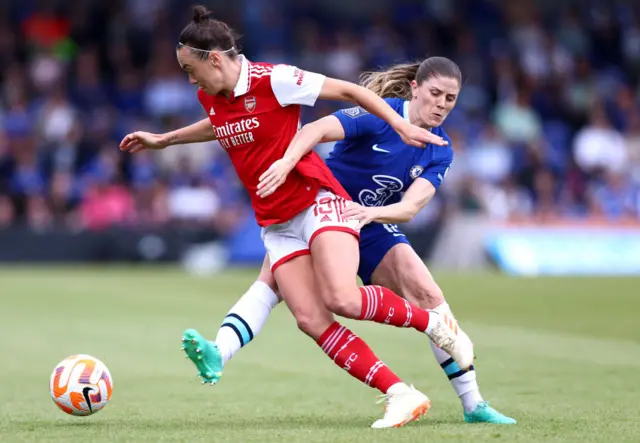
[
  {"left": 332, "top": 106, "right": 383, "bottom": 139},
  {"left": 270, "top": 64, "right": 326, "bottom": 107},
  {"left": 419, "top": 147, "right": 453, "bottom": 190}
]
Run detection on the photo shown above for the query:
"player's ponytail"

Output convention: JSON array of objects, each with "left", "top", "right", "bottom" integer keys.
[
  {"left": 360, "top": 63, "right": 420, "bottom": 100},
  {"left": 361, "top": 57, "right": 462, "bottom": 99},
  {"left": 191, "top": 5, "right": 214, "bottom": 23},
  {"left": 178, "top": 5, "right": 240, "bottom": 60}
]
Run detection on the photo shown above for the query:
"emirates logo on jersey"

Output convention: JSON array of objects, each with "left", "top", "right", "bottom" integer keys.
[
  {"left": 244, "top": 96, "right": 256, "bottom": 113},
  {"left": 214, "top": 117, "right": 261, "bottom": 150}
]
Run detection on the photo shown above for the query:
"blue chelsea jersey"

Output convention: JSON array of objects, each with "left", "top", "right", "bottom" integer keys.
[{"left": 326, "top": 98, "right": 453, "bottom": 208}]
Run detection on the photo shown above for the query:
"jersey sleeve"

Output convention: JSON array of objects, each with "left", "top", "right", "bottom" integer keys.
[
  {"left": 419, "top": 146, "right": 453, "bottom": 190},
  {"left": 332, "top": 105, "right": 384, "bottom": 139},
  {"left": 270, "top": 64, "right": 326, "bottom": 107}
]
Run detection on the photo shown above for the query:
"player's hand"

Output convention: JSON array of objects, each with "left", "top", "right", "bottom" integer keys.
[
  {"left": 394, "top": 120, "right": 448, "bottom": 148},
  {"left": 119, "top": 132, "right": 168, "bottom": 153},
  {"left": 341, "top": 202, "right": 379, "bottom": 230},
  {"left": 257, "top": 157, "right": 296, "bottom": 198}
]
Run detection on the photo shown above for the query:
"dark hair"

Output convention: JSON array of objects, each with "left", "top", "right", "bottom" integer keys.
[
  {"left": 360, "top": 57, "right": 462, "bottom": 99},
  {"left": 178, "top": 5, "right": 240, "bottom": 60}
]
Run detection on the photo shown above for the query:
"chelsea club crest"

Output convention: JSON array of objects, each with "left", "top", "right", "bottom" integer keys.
[{"left": 410, "top": 165, "right": 423, "bottom": 179}]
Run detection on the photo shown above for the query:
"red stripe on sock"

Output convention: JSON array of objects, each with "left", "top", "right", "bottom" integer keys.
[
  {"left": 317, "top": 321, "right": 401, "bottom": 393},
  {"left": 359, "top": 285, "right": 430, "bottom": 332}
]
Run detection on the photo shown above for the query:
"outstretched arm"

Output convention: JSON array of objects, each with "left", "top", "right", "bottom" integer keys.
[
  {"left": 318, "top": 78, "right": 446, "bottom": 148},
  {"left": 120, "top": 118, "right": 216, "bottom": 153},
  {"left": 161, "top": 118, "right": 217, "bottom": 146},
  {"left": 270, "top": 65, "right": 447, "bottom": 148}
]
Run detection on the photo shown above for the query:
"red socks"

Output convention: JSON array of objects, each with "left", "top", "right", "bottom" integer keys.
[
  {"left": 317, "top": 321, "right": 401, "bottom": 393},
  {"left": 359, "top": 285, "right": 431, "bottom": 332},
  {"left": 313, "top": 286, "right": 433, "bottom": 393}
]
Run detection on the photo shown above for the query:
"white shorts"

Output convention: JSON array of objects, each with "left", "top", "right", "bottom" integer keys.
[{"left": 261, "top": 190, "right": 360, "bottom": 272}]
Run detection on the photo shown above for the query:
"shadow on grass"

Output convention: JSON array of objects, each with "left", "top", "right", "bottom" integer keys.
[{"left": 11, "top": 414, "right": 463, "bottom": 431}]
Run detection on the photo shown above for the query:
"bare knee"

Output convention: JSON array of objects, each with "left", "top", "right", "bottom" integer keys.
[
  {"left": 292, "top": 310, "right": 333, "bottom": 340},
  {"left": 322, "top": 287, "right": 361, "bottom": 318}
]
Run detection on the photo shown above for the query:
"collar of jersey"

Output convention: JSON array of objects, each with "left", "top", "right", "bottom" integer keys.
[{"left": 231, "top": 55, "right": 250, "bottom": 99}]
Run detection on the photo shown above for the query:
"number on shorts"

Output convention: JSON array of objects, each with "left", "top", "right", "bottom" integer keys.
[
  {"left": 383, "top": 224, "right": 400, "bottom": 233},
  {"left": 314, "top": 197, "right": 334, "bottom": 216},
  {"left": 313, "top": 196, "right": 346, "bottom": 222}
]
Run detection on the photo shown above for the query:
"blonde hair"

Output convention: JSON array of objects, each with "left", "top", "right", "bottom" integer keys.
[
  {"left": 359, "top": 63, "right": 420, "bottom": 100},
  {"left": 360, "top": 57, "right": 462, "bottom": 99}
]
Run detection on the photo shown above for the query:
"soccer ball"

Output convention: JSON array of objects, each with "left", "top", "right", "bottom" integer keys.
[{"left": 49, "top": 354, "right": 113, "bottom": 416}]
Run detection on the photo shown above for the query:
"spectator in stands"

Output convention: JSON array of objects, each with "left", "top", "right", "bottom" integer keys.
[
  {"left": 0, "top": 194, "right": 15, "bottom": 228},
  {"left": 79, "top": 175, "right": 136, "bottom": 231},
  {"left": 573, "top": 103, "right": 628, "bottom": 179},
  {"left": 589, "top": 171, "right": 640, "bottom": 221},
  {"left": 494, "top": 86, "right": 543, "bottom": 145},
  {"left": 167, "top": 176, "right": 220, "bottom": 227}
]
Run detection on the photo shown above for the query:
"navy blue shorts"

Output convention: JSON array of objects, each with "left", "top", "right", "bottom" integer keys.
[{"left": 358, "top": 223, "right": 411, "bottom": 285}]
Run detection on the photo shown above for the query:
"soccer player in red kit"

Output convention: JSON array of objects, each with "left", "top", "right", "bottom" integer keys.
[{"left": 120, "top": 5, "right": 474, "bottom": 428}]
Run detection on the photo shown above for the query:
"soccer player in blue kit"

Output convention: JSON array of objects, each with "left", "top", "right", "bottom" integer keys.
[{"left": 193, "top": 57, "right": 516, "bottom": 425}]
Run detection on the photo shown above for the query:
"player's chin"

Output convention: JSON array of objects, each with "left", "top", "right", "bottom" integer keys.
[{"left": 427, "top": 114, "right": 445, "bottom": 127}]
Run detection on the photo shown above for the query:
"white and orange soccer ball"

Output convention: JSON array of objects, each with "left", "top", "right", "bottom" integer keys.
[{"left": 49, "top": 354, "right": 113, "bottom": 416}]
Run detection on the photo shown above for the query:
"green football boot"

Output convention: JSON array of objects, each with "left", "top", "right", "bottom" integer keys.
[
  {"left": 464, "top": 402, "right": 517, "bottom": 424},
  {"left": 181, "top": 328, "right": 223, "bottom": 385}
]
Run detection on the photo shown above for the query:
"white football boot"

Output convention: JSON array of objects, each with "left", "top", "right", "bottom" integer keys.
[
  {"left": 371, "top": 383, "right": 431, "bottom": 429},
  {"left": 426, "top": 311, "right": 475, "bottom": 371}
]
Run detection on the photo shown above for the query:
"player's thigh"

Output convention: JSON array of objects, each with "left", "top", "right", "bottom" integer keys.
[
  {"left": 304, "top": 191, "right": 362, "bottom": 312},
  {"left": 272, "top": 254, "right": 334, "bottom": 340},
  {"left": 256, "top": 253, "right": 279, "bottom": 295},
  {"left": 370, "top": 242, "right": 444, "bottom": 309},
  {"left": 356, "top": 223, "right": 406, "bottom": 291},
  {"left": 310, "top": 229, "right": 360, "bottom": 290},
  {"left": 261, "top": 218, "right": 313, "bottom": 309}
]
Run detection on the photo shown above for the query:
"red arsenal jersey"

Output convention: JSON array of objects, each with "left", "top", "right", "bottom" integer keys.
[{"left": 197, "top": 56, "right": 350, "bottom": 227}]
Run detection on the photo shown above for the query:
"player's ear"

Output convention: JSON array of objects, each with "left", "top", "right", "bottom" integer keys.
[
  {"left": 209, "top": 51, "right": 219, "bottom": 68},
  {"left": 411, "top": 80, "right": 419, "bottom": 100}
]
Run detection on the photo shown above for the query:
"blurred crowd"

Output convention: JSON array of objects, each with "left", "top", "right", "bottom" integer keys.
[{"left": 0, "top": 0, "right": 639, "bottom": 233}]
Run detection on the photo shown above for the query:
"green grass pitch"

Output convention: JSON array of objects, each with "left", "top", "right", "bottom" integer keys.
[{"left": 0, "top": 267, "right": 639, "bottom": 442}]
